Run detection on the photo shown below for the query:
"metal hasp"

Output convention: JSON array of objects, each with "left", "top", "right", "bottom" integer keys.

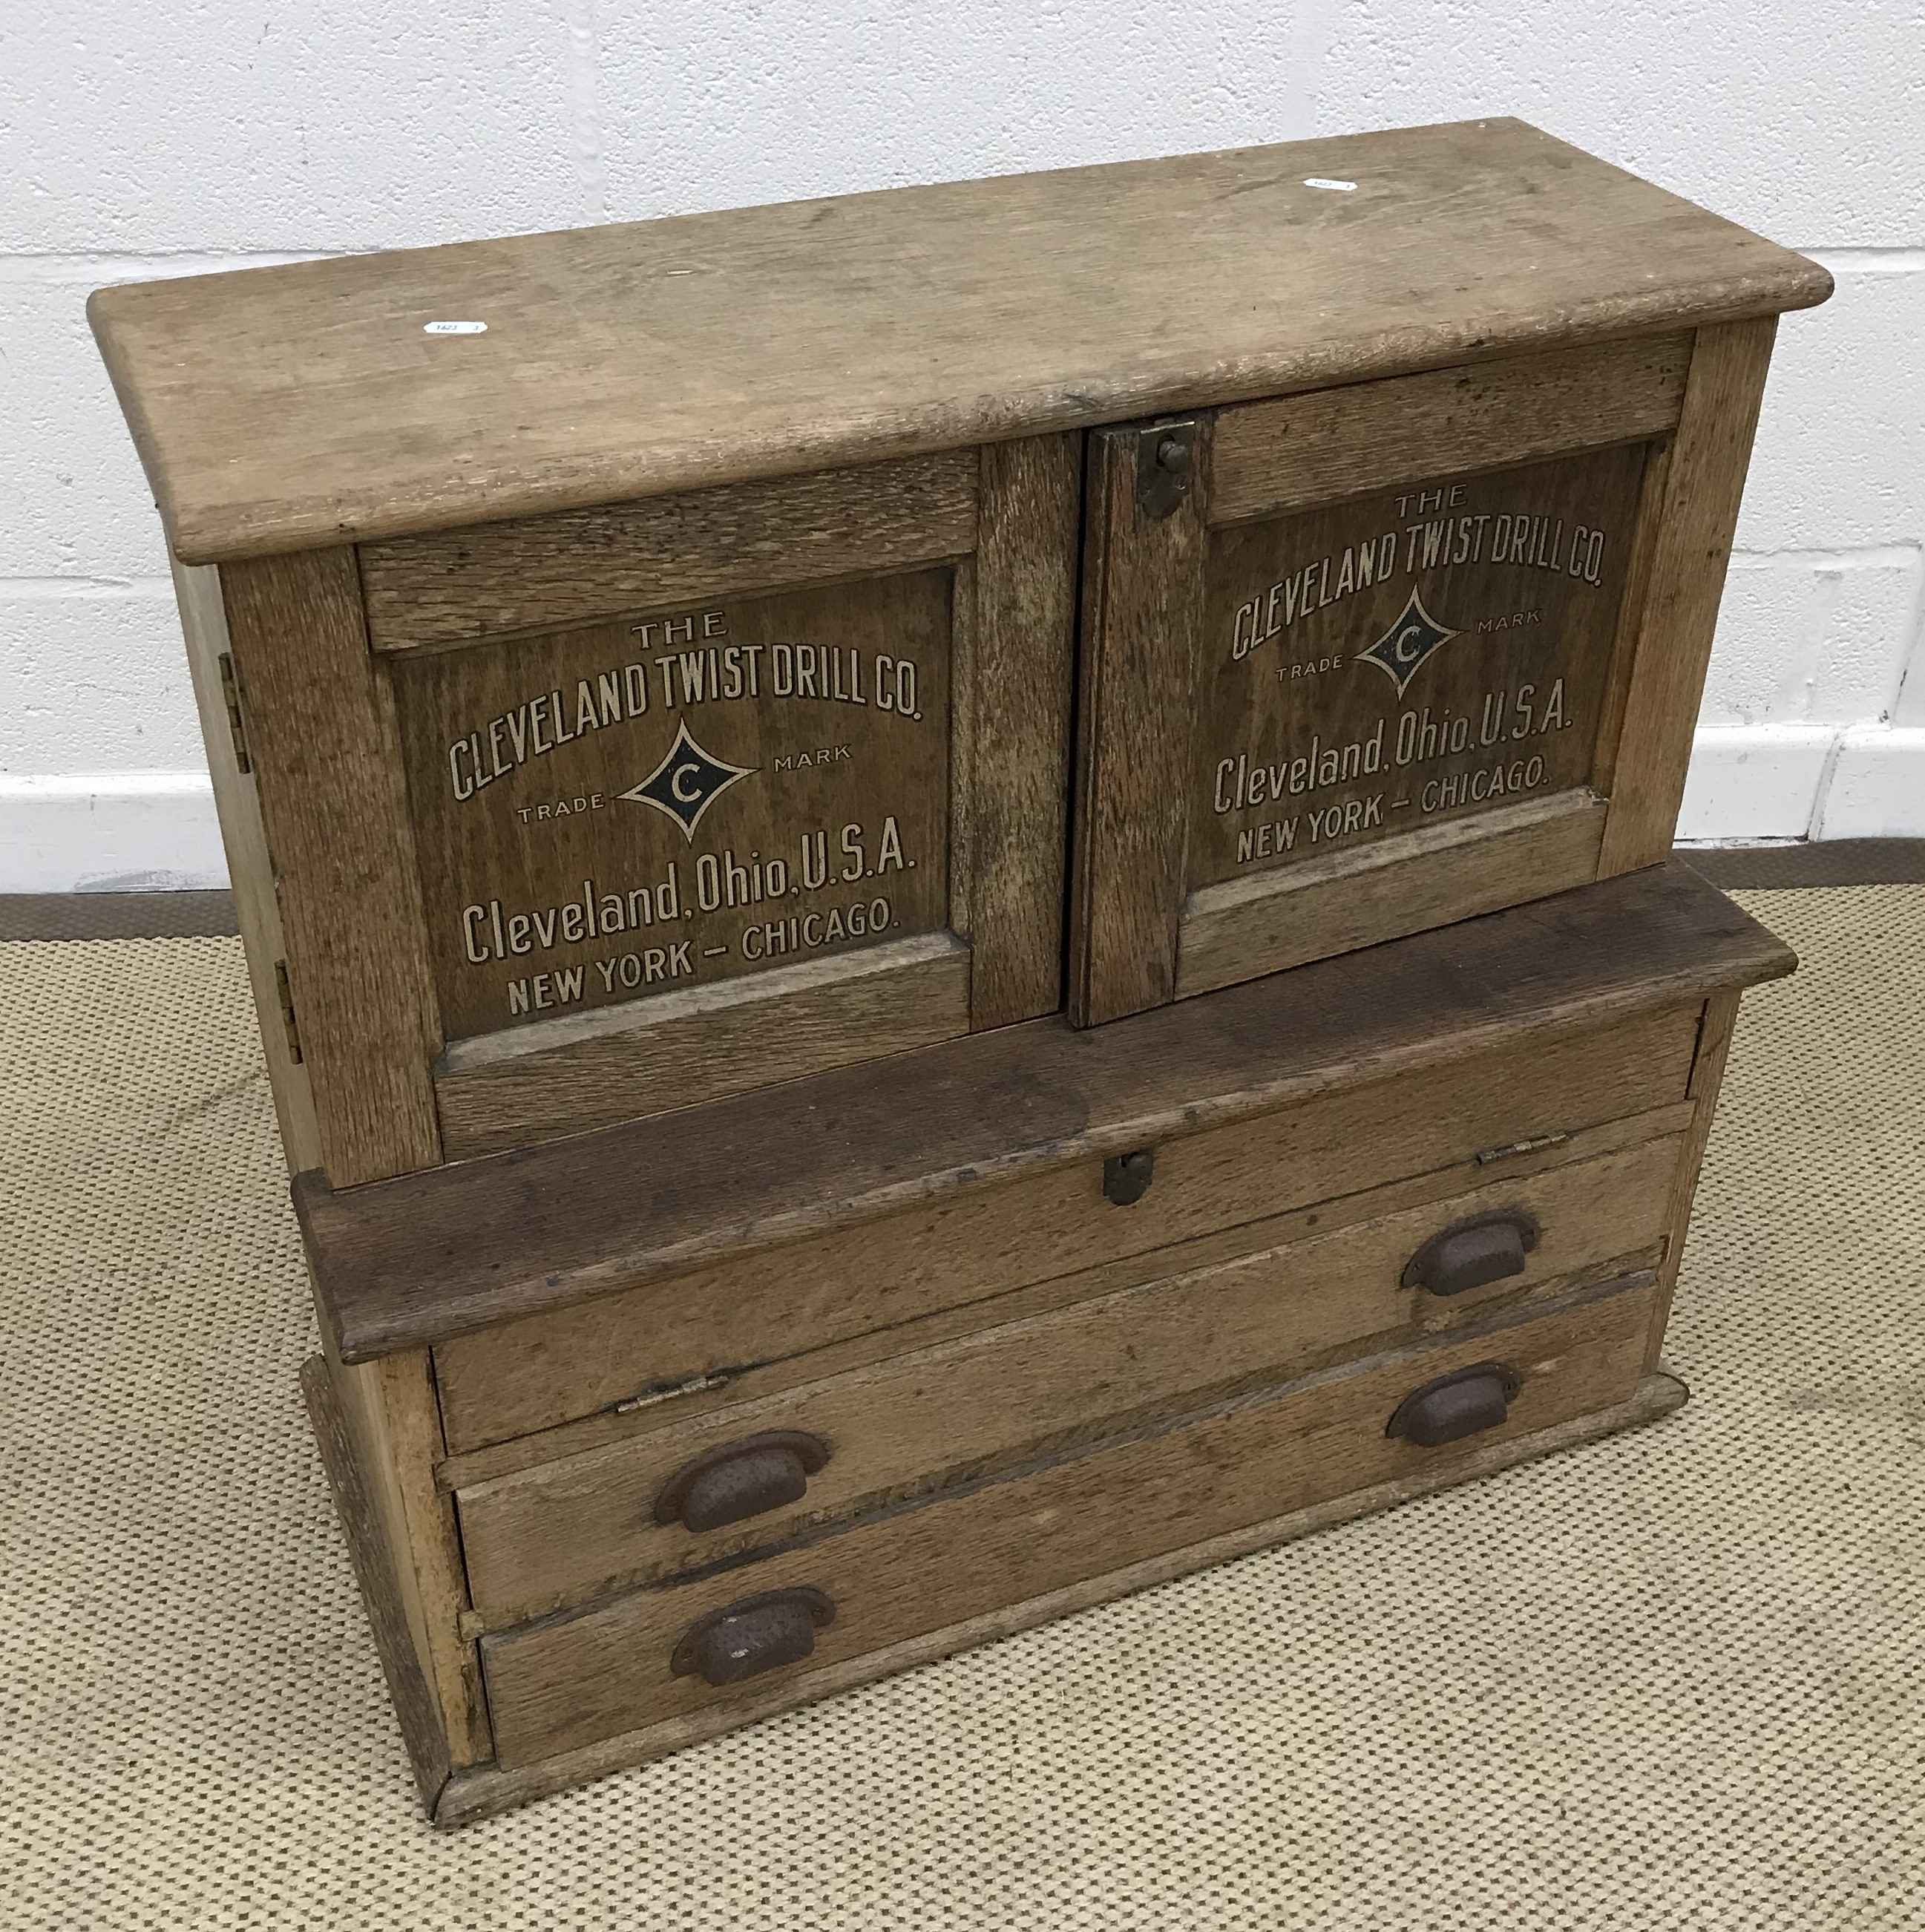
[
  {"left": 1135, "top": 421, "right": 1196, "bottom": 520},
  {"left": 670, "top": 1587, "right": 838, "bottom": 1687}
]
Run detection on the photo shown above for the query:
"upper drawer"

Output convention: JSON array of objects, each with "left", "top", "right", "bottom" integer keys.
[
  {"left": 432, "top": 1001, "right": 1699, "bottom": 1453},
  {"left": 210, "top": 439, "right": 1079, "bottom": 1185},
  {"left": 455, "top": 1133, "right": 1682, "bottom": 1625},
  {"left": 1068, "top": 328, "right": 1781, "bottom": 1023}
]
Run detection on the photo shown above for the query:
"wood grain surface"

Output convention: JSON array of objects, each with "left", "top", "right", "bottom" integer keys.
[
  {"left": 1191, "top": 442, "right": 1648, "bottom": 891},
  {"left": 454, "top": 1136, "right": 1682, "bottom": 1625},
  {"left": 478, "top": 1274, "right": 1659, "bottom": 1766},
  {"left": 321, "top": 1350, "right": 491, "bottom": 1771},
  {"left": 88, "top": 121, "right": 1829, "bottom": 563},
  {"left": 170, "top": 558, "right": 324, "bottom": 1171},
  {"left": 1647, "top": 983, "right": 1745, "bottom": 1367},
  {"left": 387, "top": 568, "right": 954, "bottom": 1044},
  {"left": 962, "top": 433, "right": 1081, "bottom": 1027},
  {"left": 297, "top": 860, "right": 1792, "bottom": 1362},
  {"left": 359, "top": 452, "right": 976, "bottom": 651},
  {"left": 436, "top": 1367, "right": 1688, "bottom": 1823},
  {"left": 428, "top": 1006, "right": 1698, "bottom": 1453},
  {"left": 433, "top": 1098, "right": 1694, "bottom": 1482},
  {"left": 433, "top": 934, "right": 970, "bottom": 1158},
  {"left": 301, "top": 1357, "right": 451, "bottom": 1810},
  {"left": 1068, "top": 420, "right": 1210, "bottom": 1024},
  {"left": 1210, "top": 334, "right": 1688, "bottom": 524},
  {"left": 1174, "top": 790, "right": 1607, "bottom": 995},
  {"left": 217, "top": 549, "right": 445, "bottom": 1184},
  {"left": 1596, "top": 319, "right": 1782, "bottom": 874}
]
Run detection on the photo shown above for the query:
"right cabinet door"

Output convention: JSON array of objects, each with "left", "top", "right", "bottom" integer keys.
[{"left": 1068, "top": 323, "right": 1777, "bottom": 1024}]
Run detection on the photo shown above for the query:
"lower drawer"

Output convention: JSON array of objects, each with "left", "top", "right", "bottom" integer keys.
[
  {"left": 479, "top": 1271, "right": 1659, "bottom": 1768},
  {"left": 456, "top": 1134, "right": 1679, "bottom": 1623}
]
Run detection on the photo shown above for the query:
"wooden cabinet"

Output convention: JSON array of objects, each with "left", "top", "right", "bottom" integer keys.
[
  {"left": 91, "top": 119, "right": 1821, "bottom": 1823},
  {"left": 153, "top": 444, "right": 1078, "bottom": 1184}
]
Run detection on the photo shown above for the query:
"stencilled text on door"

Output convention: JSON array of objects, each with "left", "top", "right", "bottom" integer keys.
[
  {"left": 391, "top": 569, "right": 953, "bottom": 1039},
  {"left": 1193, "top": 445, "right": 1647, "bottom": 889}
]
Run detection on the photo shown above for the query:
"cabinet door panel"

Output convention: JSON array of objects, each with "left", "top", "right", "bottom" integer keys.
[{"left": 1066, "top": 330, "right": 1777, "bottom": 1024}]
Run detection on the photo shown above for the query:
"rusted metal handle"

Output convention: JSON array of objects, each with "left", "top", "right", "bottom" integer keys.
[
  {"left": 1402, "top": 1211, "right": 1540, "bottom": 1296},
  {"left": 1386, "top": 1362, "right": 1521, "bottom": 1447},
  {"left": 670, "top": 1588, "right": 837, "bottom": 1686},
  {"left": 654, "top": 1430, "right": 830, "bottom": 1533}
]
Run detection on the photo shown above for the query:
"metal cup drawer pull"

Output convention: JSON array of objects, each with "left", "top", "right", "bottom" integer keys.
[
  {"left": 654, "top": 1430, "right": 830, "bottom": 1533},
  {"left": 670, "top": 1587, "right": 838, "bottom": 1688},
  {"left": 1402, "top": 1210, "right": 1541, "bottom": 1297},
  {"left": 1386, "top": 1362, "right": 1523, "bottom": 1448}
]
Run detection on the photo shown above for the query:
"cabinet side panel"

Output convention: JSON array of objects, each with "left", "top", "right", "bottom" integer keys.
[
  {"left": 327, "top": 1349, "right": 493, "bottom": 1771},
  {"left": 1646, "top": 987, "right": 1744, "bottom": 1367},
  {"left": 300, "top": 1357, "right": 451, "bottom": 1809},
  {"left": 1596, "top": 318, "right": 1779, "bottom": 874},
  {"left": 219, "top": 549, "right": 445, "bottom": 1183},
  {"left": 170, "top": 557, "right": 323, "bottom": 1171}
]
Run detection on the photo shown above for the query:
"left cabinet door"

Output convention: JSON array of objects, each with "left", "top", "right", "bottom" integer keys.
[{"left": 224, "top": 436, "right": 1080, "bottom": 1176}]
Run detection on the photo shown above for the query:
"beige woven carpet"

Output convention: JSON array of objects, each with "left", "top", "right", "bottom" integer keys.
[{"left": 2, "top": 888, "right": 1920, "bottom": 1930}]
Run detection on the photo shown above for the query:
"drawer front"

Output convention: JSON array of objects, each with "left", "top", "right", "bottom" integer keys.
[
  {"left": 457, "top": 1134, "right": 1682, "bottom": 1623},
  {"left": 434, "top": 1002, "right": 1699, "bottom": 1452},
  {"left": 480, "top": 1273, "right": 1660, "bottom": 1767}
]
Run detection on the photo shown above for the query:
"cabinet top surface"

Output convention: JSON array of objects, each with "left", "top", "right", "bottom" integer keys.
[
  {"left": 91, "top": 119, "right": 1829, "bottom": 565},
  {"left": 297, "top": 861, "right": 1793, "bottom": 1363}
]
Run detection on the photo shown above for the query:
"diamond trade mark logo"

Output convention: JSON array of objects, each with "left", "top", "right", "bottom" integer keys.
[
  {"left": 619, "top": 720, "right": 757, "bottom": 841},
  {"left": 1354, "top": 590, "right": 1460, "bottom": 698}
]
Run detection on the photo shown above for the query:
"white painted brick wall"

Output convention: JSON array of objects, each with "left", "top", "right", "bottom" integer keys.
[{"left": 3, "top": 1, "right": 1919, "bottom": 888}]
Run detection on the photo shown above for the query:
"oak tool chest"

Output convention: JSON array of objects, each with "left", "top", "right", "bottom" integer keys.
[{"left": 88, "top": 118, "right": 1818, "bottom": 1821}]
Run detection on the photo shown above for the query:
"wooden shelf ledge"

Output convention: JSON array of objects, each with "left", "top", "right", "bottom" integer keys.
[{"left": 297, "top": 861, "right": 1791, "bottom": 1363}]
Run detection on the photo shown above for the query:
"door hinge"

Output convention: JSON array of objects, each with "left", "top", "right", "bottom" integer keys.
[
  {"left": 274, "top": 959, "right": 304, "bottom": 1064},
  {"left": 613, "top": 1369, "right": 733, "bottom": 1415},
  {"left": 1475, "top": 1130, "right": 1570, "bottom": 1165},
  {"left": 217, "top": 652, "right": 252, "bottom": 773},
  {"left": 1135, "top": 420, "right": 1197, "bottom": 520}
]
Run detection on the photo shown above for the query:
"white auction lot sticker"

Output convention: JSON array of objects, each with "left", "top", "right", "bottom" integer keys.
[
  {"left": 424, "top": 320, "right": 488, "bottom": 335},
  {"left": 1303, "top": 177, "right": 1357, "bottom": 191}
]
